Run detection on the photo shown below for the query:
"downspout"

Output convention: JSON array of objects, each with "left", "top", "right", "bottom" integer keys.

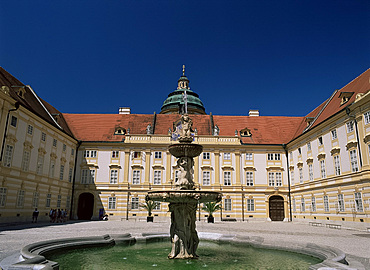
[
  {"left": 69, "top": 140, "right": 81, "bottom": 220},
  {"left": 0, "top": 102, "right": 20, "bottom": 162},
  {"left": 283, "top": 144, "right": 292, "bottom": 222}
]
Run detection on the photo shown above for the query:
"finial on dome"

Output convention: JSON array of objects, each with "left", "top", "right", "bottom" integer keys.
[{"left": 182, "top": 65, "right": 185, "bottom": 76}]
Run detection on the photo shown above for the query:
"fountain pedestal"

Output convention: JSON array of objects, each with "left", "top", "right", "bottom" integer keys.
[{"left": 146, "top": 191, "right": 221, "bottom": 259}]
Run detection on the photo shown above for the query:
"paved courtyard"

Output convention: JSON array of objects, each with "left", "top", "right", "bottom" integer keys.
[{"left": 0, "top": 219, "right": 369, "bottom": 269}]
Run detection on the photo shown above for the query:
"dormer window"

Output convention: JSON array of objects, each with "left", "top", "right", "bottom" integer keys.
[
  {"left": 305, "top": 117, "right": 314, "bottom": 127},
  {"left": 339, "top": 92, "right": 354, "bottom": 105},
  {"left": 114, "top": 127, "right": 126, "bottom": 135},
  {"left": 240, "top": 128, "right": 251, "bottom": 137},
  {"left": 12, "top": 86, "right": 26, "bottom": 98}
]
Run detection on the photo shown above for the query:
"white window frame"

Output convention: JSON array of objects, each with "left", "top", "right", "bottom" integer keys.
[
  {"left": 245, "top": 171, "right": 253, "bottom": 186},
  {"left": 334, "top": 155, "right": 341, "bottom": 175},
  {"left": 153, "top": 170, "right": 161, "bottom": 185},
  {"left": 318, "top": 137, "right": 323, "bottom": 146},
  {"left": 131, "top": 197, "right": 139, "bottom": 210},
  {"left": 354, "top": 192, "right": 363, "bottom": 212},
  {"left": 0, "top": 187, "right": 7, "bottom": 207},
  {"left": 110, "top": 169, "right": 118, "bottom": 184},
  {"left": 292, "top": 198, "right": 296, "bottom": 212},
  {"left": 275, "top": 172, "right": 282, "bottom": 186},
  {"left": 57, "top": 194, "right": 61, "bottom": 208},
  {"left": 36, "top": 155, "right": 44, "bottom": 175},
  {"left": 49, "top": 160, "right": 55, "bottom": 178},
  {"left": 41, "top": 132, "right": 46, "bottom": 141},
  {"left": 307, "top": 142, "right": 311, "bottom": 151},
  {"left": 311, "top": 196, "right": 316, "bottom": 212},
  {"left": 331, "top": 129, "right": 337, "bottom": 140},
  {"left": 52, "top": 139, "right": 57, "bottom": 147},
  {"left": 350, "top": 149, "right": 359, "bottom": 172},
  {"left": 275, "top": 153, "right": 281, "bottom": 160},
  {"left": 268, "top": 172, "right": 274, "bottom": 186},
  {"left": 337, "top": 194, "right": 345, "bottom": 212},
  {"left": 223, "top": 153, "right": 231, "bottom": 160},
  {"left": 68, "top": 167, "right": 73, "bottom": 182},
  {"left": 299, "top": 167, "right": 303, "bottom": 183},
  {"left": 16, "top": 190, "right": 25, "bottom": 208},
  {"left": 202, "top": 171, "right": 210, "bottom": 186},
  {"left": 223, "top": 171, "right": 231, "bottom": 186},
  {"left": 324, "top": 195, "right": 329, "bottom": 212},
  {"left": 112, "top": 151, "right": 119, "bottom": 158},
  {"left": 21, "top": 150, "right": 31, "bottom": 171},
  {"left": 309, "top": 164, "right": 313, "bottom": 181},
  {"left": 154, "top": 151, "right": 162, "bottom": 159},
  {"left": 224, "top": 198, "right": 232, "bottom": 211},
  {"left": 10, "top": 116, "right": 17, "bottom": 127},
  {"left": 203, "top": 152, "right": 210, "bottom": 160},
  {"left": 59, "top": 164, "right": 64, "bottom": 180},
  {"left": 27, "top": 124, "right": 33, "bottom": 135},
  {"left": 290, "top": 170, "right": 294, "bottom": 185},
  {"left": 108, "top": 197, "right": 116, "bottom": 209},
  {"left": 301, "top": 197, "right": 305, "bottom": 212},
  {"left": 347, "top": 121, "right": 354, "bottom": 133},
  {"left": 320, "top": 160, "right": 326, "bottom": 179},
  {"left": 247, "top": 198, "right": 254, "bottom": 212},
  {"left": 364, "top": 111, "right": 370, "bottom": 125},
  {"left": 46, "top": 194, "right": 51, "bottom": 208},
  {"left": 132, "top": 170, "right": 140, "bottom": 184},
  {"left": 245, "top": 153, "right": 253, "bottom": 160},
  {"left": 3, "top": 145, "right": 13, "bottom": 167}
]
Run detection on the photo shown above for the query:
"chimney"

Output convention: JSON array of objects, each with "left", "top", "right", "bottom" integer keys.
[
  {"left": 119, "top": 107, "right": 131, "bottom": 114},
  {"left": 249, "top": 110, "right": 259, "bottom": 117}
]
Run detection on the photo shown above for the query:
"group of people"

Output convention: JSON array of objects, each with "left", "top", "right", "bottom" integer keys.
[{"left": 49, "top": 208, "right": 68, "bottom": 223}]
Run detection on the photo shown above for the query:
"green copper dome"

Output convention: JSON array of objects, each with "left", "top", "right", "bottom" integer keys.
[{"left": 160, "top": 68, "right": 206, "bottom": 114}]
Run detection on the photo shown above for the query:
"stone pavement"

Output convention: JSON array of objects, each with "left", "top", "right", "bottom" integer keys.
[{"left": 0, "top": 219, "right": 369, "bottom": 269}]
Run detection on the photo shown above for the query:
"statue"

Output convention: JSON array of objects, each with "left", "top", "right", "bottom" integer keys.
[
  {"left": 175, "top": 157, "right": 194, "bottom": 190},
  {"left": 179, "top": 114, "right": 193, "bottom": 142},
  {"left": 146, "top": 124, "right": 152, "bottom": 135},
  {"left": 214, "top": 125, "right": 219, "bottom": 136}
]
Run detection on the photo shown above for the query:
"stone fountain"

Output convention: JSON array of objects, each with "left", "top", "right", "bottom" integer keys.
[{"left": 146, "top": 113, "right": 221, "bottom": 259}]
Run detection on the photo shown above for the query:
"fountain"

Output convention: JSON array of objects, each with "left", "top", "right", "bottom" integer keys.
[{"left": 147, "top": 112, "right": 221, "bottom": 259}]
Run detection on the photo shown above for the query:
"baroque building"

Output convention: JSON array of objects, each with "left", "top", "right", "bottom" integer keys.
[{"left": 0, "top": 66, "right": 369, "bottom": 223}]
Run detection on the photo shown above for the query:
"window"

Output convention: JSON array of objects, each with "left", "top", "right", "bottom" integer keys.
[
  {"left": 66, "top": 196, "right": 71, "bottom": 209},
  {"left": 81, "top": 169, "right": 95, "bottom": 184},
  {"left": 63, "top": 144, "right": 66, "bottom": 152},
  {"left": 224, "top": 171, "right": 231, "bottom": 185},
  {"left": 71, "top": 148, "right": 75, "bottom": 156},
  {"left": 320, "top": 160, "right": 326, "bottom": 179},
  {"left": 41, "top": 132, "right": 46, "bottom": 142},
  {"left": 3, "top": 145, "right": 13, "bottom": 167},
  {"left": 324, "top": 195, "right": 329, "bottom": 212},
  {"left": 10, "top": 116, "right": 17, "bottom": 127},
  {"left": 59, "top": 165, "right": 64, "bottom": 180},
  {"left": 247, "top": 199, "right": 254, "bottom": 211},
  {"left": 153, "top": 170, "right": 161, "bottom": 185},
  {"left": 108, "top": 197, "right": 116, "bottom": 209},
  {"left": 84, "top": 150, "right": 89, "bottom": 158},
  {"left": 337, "top": 194, "right": 345, "bottom": 212},
  {"left": 46, "top": 194, "right": 51, "bottom": 207},
  {"left": 90, "top": 151, "right": 97, "bottom": 158},
  {"left": 309, "top": 164, "right": 313, "bottom": 181},
  {"left": 27, "top": 125, "right": 33, "bottom": 135},
  {"left": 16, "top": 190, "right": 25, "bottom": 208},
  {"left": 268, "top": 153, "right": 280, "bottom": 160},
  {"left": 36, "top": 155, "right": 44, "bottom": 175},
  {"left": 49, "top": 160, "right": 55, "bottom": 178},
  {"left": 224, "top": 198, "right": 232, "bottom": 211},
  {"left": 364, "top": 111, "right": 370, "bottom": 125},
  {"left": 245, "top": 171, "right": 253, "bottom": 186},
  {"left": 21, "top": 150, "right": 30, "bottom": 171},
  {"left": 203, "top": 152, "right": 210, "bottom": 160},
  {"left": 354, "top": 192, "right": 363, "bottom": 212},
  {"left": 307, "top": 142, "right": 311, "bottom": 151},
  {"left": 276, "top": 172, "right": 282, "bottom": 186},
  {"left": 347, "top": 121, "right": 354, "bottom": 133},
  {"left": 331, "top": 129, "right": 337, "bottom": 140},
  {"left": 112, "top": 151, "right": 119, "bottom": 158},
  {"left": 133, "top": 152, "right": 140, "bottom": 159},
  {"left": 318, "top": 137, "right": 323, "bottom": 146},
  {"left": 301, "top": 198, "right": 305, "bottom": 212},
  {"left": 153, "top": 202, "right": 160, "bottom": 210},
  {"left": 131, "top": 197, "right": 139, "bottom": 210},
  {"left": 203, "top": 171, "right": 210, "bottom": 185},
  {"left": 268, "top": 172, "right": 274, "bottom": 186},
  {"left": 334, "top": 155, "right": 341, "bottom": 175},
  {"left": 154, "top": 152, "right": 162, "bottom": 159},
  {"left": 311, "top": 197, "right": 316, "bottom": 212},
  {"left": 68, "top": 167, "right": 73, "bottom": 182},
  {"left": 245, "top": 153, "right": 253, "bottom": 160},
  {"left": 57, "top": 194, "right": 61, "bottom": 208},
  {"left": 299, "top": 168, "right": 303, "bottom": 183},
  {"left": 290, "top": 171, "right": 294, "bottom": 185},
  {"left": 132, "top": 170, "right": 140, "bottom": 184},
  {"left": 53, "top": 139, "right": 57, "bottom": 147},
  {"left": 298, "top": 148, "right": 301, "bottom": 155},
  {"left": 350, "top": 149, "right": 359, "bottom": 172},
  {"left": 110, "top": 169, "right": 118, "bottom": 184},
  {"left": 0, "top": 187, "right": 7, "bottom": 207},
  {"left": 224, "top": 153, "right": 231, "bottom": 160}
]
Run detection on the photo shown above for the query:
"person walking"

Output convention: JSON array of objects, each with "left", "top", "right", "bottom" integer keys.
[{"left": 32, "top": 208, "right": 39, "bottom": 223}]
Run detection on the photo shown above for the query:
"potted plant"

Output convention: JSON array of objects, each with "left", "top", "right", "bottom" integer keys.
[
  {"left": 202, "top": 201, "right": 222, "bottom": 223},
  {"left": 140, "top": 200, "right": 159, "bottom": 222}
]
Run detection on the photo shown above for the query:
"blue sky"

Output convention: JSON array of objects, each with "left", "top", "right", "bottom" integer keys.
[{"left": 1, "top": 1, "right": 369, "bottom": 116}]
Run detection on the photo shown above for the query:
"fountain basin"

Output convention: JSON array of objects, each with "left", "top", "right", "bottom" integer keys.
[
  {"left": 146, "top": 190, "right": 221, "bottom": 204},
  {"left": 168, "top": 143, "right": 203, "bottom": 158}
]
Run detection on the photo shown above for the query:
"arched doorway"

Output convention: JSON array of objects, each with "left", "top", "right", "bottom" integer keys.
[
  {"left": 77, "top": 193, "right": 94, "bottom": 220},
  {"left": 269, "top": 195, "right": 284, "bottom": 221}
]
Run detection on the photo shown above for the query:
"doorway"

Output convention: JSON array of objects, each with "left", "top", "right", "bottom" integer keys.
[
  {"left": 77, "top": 193, "right": 94, "bottom": 220},
  {"left": 269, "top": 195, "right": 284, "bottom": 221}
]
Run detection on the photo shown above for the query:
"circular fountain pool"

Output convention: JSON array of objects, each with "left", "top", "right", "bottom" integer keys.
[{"left": 48, "top": 240, "right": 321, "bottom": 270}]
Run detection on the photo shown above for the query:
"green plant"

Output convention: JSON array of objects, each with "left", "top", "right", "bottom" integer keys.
[
  {"left": 140, "top": 200, "right": 160, "bottom": 216},
  {"left": 202, "top": 201, "right": 222, "bottom": 217}
]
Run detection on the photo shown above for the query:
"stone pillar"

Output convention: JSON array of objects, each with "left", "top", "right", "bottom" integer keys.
[{"left": 123, "top": 150, "right": 130, "bottom": 184}]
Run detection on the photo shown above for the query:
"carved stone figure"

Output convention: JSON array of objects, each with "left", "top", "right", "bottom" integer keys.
[
  {"left": 179, "top": 114, "right": 193, "bottom": 142},
  {"left": 175, "top": 157, "right": 194, "bottom": 190},
  {"left": 214, "top": 125, "right": 219, "bottom": 136},
  {"left": 146, "top": 124, "right": 152, "bottom": 135}
]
